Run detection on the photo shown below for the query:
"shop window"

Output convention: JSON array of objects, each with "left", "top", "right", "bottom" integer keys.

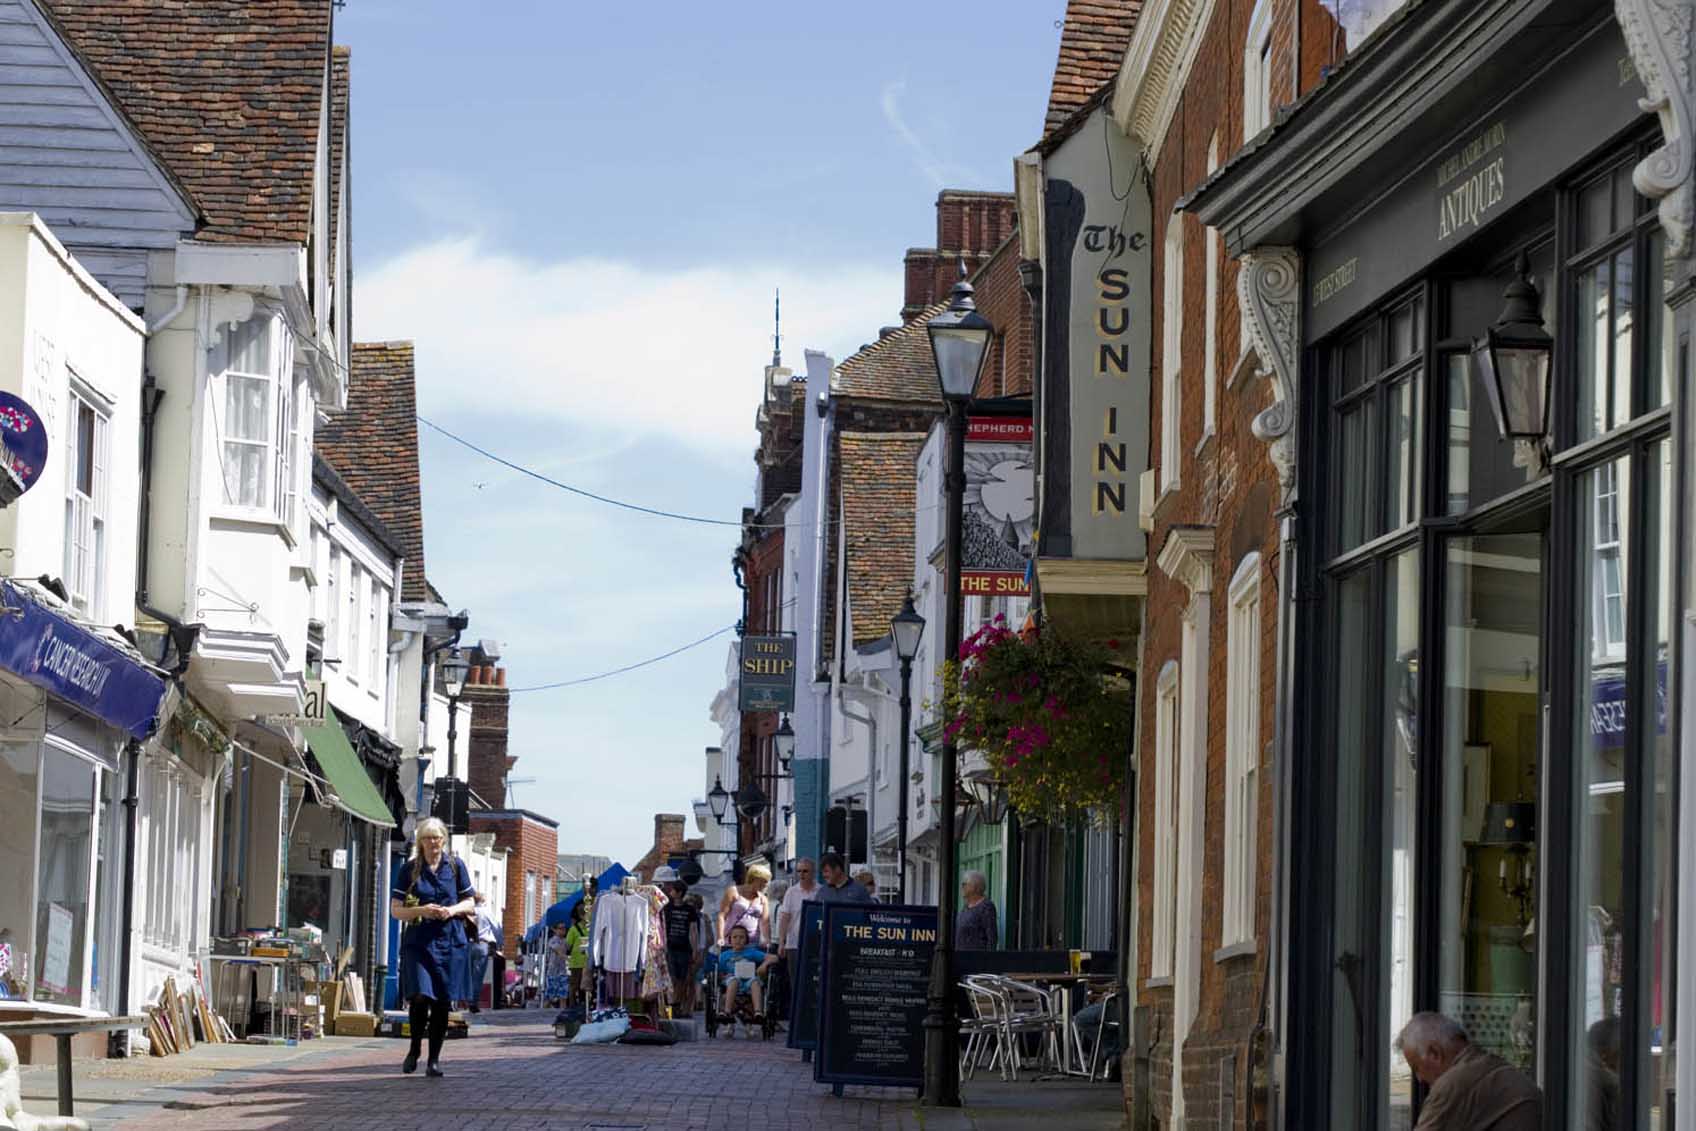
[
  {"left": 1569, "top": 155, "right": 1673, "bottom": 445},
  {"left": 1327, "top": 294, "right": 1423, "bottom": 556},
  {"left": 1150, "top": 662, "right": 1179, "bottom": 979},
  {"left": 33, "top": 746, "right": 96, "bottom": 1007},
  {"left": 1222, "top": 555, "right": 1260, "bottom": 948},
  {"left": 0, "top": 734, "right": 39, "bottom": 1000},
  {"left": 62, "top": 386, "right": 108, "bottom": 620},
  {"left": 143, "top": 760, "right": 203, "bottom": 955},
  {"left": 1160, "top": 216, "right": 1184, "bottom": 492}
]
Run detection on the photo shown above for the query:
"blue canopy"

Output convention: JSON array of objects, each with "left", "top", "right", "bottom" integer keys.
[{"left": 525, "top": 862, "right": 630, "bottom": 946}]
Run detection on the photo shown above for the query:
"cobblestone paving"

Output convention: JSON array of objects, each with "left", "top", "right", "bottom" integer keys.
[{"left": 49, "top": 1011, "right": 1123, "bottom": 1131}]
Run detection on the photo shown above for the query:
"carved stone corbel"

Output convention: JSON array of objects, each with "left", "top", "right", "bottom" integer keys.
[
  {"left": 1236, "top": 247, "right": 1303, "bottom": 495},
  {"left": 1617, "top": 0, "right": 1696, "bottom": 256}
]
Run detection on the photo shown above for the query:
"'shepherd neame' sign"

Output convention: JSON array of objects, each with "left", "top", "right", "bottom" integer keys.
[
  {"left": 1043, "top": 103, "right": 1151, "bottom": 562},
  {"left": 962, "top": 415, "right": 1033, "bottom": 596},
  {"left": 738, "top": 633, "right": 796, "bottom": 712},
  {"left": 814, "top": 903, "right": 937, "bottom": 1090}
]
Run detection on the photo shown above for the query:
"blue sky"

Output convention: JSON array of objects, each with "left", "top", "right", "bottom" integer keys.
[{"left": 336, "top": 1, "right": 1066, "bottom": 872}]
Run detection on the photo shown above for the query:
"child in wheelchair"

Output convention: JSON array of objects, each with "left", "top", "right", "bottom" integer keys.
[{"left": 707, "top": 924, "right": 778, "bottom": 1037}]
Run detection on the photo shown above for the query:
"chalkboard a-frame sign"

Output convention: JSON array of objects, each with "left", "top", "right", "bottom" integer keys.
[
  {"left": 787, "top": 901, "right": 825, "bottom": 1052},
  {"left": 813, "top": 903, "right": 938, "bottom": 1091}
]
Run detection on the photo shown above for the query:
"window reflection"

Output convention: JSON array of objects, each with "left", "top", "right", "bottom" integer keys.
[{"left": 1321, "top": 0, "right": 1413, "bottom": 56}]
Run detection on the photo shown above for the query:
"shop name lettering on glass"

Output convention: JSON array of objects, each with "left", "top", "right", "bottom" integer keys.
[{"left": 1437, "top": 122, "right": 1507, "bottom": 242}]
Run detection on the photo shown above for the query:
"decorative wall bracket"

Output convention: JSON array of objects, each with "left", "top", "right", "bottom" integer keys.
[
  {"left": 1236, "top": 246, "right": 1302, "bottom": 496},
  {"left": 1617, "top": 0, "right": 1696, "bottom": 256}
]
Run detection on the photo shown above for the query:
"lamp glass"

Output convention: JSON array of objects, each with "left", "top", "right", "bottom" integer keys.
[
  {"left": 928, "top": 322, "right": 991, "bottom": 402},
  {"left": 440, "top": 648, "right": 470, "bottom": 698},
  {"left": 773, "top": 717, "right": 796, "bottom": 767},
  {"left": 890, "top": 595, "right": 926, "bottom": 661},
  {"left": 707, "top": 776, "right": 730, "bottom": 821},
  {"left": 1472, "top": 253, "right": 1553, "bottom": 441}
]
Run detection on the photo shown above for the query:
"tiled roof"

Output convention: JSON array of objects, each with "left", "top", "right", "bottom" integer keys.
[
  {"left": 1044, "top": 0, "right": 1141, "bottom": 135},
  {"left": 40, "top": 0, "right": 333, "bottom": 243},
  {"left": 328, "top": 46, "right": 349, "bottom": 260},
  {"left": 833, "top": 303, "right": 945, "bottom": 404},
  {"left": 839, "top": 432, "right": 925, "bottom": 648},
  {"left": 316, "top": 342, "right": 429, "bottom": 601}
]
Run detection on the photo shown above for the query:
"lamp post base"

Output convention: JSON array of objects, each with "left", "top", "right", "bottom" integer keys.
[{"left": 920, "top": 946, "right": 961, "bottom": 1106}]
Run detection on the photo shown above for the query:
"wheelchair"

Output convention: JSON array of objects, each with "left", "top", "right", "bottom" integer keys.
[{"left": 703, "top": 949, "right": 778, "bottom": 1040}]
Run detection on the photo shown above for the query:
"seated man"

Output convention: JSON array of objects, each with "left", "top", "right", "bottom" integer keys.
[{"left": 717, "top": 924, "right": 773, "bottom": 1019}]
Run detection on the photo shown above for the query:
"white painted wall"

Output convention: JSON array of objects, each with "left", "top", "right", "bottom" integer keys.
[{"left": 0, "top": 214, "right": 144, "bottom": 617}]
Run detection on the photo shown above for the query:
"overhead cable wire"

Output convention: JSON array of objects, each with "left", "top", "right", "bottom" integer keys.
[
  {"left": 507, "top": 623, "right": 738, "bottom": 693},
  {"left": 417, "top": 415, "right": 947, "bottom": 532}
]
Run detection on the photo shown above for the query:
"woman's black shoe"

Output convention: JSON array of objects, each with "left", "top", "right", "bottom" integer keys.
[
  {"left": 425, "top": 1062, "right": 445, "bottom": 1078},
  {"left": 402, "top": 1051, "right": 419, "bottom": 1074}
]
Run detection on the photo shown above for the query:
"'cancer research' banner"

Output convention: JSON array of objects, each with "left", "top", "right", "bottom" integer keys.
[{"left": 0, "top": 581, "right": 167, "bottom": 738}]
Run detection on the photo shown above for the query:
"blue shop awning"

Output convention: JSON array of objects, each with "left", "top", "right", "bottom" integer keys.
[{"left": 0, "top": 580, "right": 167, "bottom": 739}]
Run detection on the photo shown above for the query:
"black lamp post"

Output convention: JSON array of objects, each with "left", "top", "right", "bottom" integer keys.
[
  {"left": 921, "top": 262, "right": 991, "bottom": 1107},
  {"left": 1472, "top": 251, "right": 1554, "bottom": 442},
  {"left": 890, "top": 593, "right": 926, "bottom": 905}
]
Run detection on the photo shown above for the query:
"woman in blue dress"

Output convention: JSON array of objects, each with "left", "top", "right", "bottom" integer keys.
[{"left": 390, "top": 816, "right": 474, "bottom": 1076}]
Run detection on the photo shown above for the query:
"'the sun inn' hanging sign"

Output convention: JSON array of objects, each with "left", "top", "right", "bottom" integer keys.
[{"left": 1042, "top": 103, "right": 1151, "bottom": 563}]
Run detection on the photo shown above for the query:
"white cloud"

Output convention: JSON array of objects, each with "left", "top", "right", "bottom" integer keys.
[{"left": 357, "top": 237, "right": 897, "bottom": 460}]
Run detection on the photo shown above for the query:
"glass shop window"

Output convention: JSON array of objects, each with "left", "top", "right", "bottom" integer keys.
[
  {"left": 1570, "top": 155, "right": 1674, "bottom": 444},
  {"left": 1328, "top": 292, "right": 1424, "bottom": 556}
]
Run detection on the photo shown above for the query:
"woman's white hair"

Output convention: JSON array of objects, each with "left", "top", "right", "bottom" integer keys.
[{"left": 408, "top": 817, "right": 450, "bottom": 882}]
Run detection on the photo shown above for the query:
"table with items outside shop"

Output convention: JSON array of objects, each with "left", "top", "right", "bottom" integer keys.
[{"left": 206, "top": 953, "right": 317, "bottom": 1042}]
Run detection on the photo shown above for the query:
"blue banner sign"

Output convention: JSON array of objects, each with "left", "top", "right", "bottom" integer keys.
[
  {"left": 0, "top": 581, "right": 166, "bottom": 738},
  {"left": 1588, "top": 660, "right": 1669, "bottom": 752}
]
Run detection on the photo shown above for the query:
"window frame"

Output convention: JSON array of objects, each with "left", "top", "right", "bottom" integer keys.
[
  {"left": 61, "top": 381, "right": 109, "bottom": 621},
  {"left": 1150, "top": 660, "right": 1180, "bottom": 980},
  {"left": 1222, "top": 552, "right": 1262, "bottom": 949},
  {"left": 216, "top": 309, "right": 300, "bottom": 529},
  {"left": 1160, "top": 215, "right": 1185, "bottom": 493},
  {"left": 1243, "top": 0, "right": 1275, "bottom": 140},
  {"left": 1202, "top": 135, "right": 1222, "bottom": 447}
]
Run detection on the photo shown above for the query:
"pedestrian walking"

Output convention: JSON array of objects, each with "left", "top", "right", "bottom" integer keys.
[
  {"left": 776, "top": 858, "right": 818, "bottom": 967},
  {"left": 391, "top": 816, "right": 474, "bottom": 1078},
  {"left": 655, "top": 866, "right": 701, "bottom": 1012},
  {"left": 956, "top": 870, "right": 998, "bottom": 950},
  {"left": 563, "top": 900, "right": 591, "bottom": 1006},
  {"left": 544, "top": 921, "right": 571, "bottom": 1005},
  {"left": 467, "top": 891, "right": 500, "bottom": 1012},
  {"left": 853, "top": 868, "right": 878, "bottom": 900},
  {"left": 816, "top": 852, "right": 873, "bottom": 903},
  {"left": 1397, "top": 1012, "right": 1541, "bottom": 1129},
  {"left": 717, "top": 862, "right": 772, "bottom": 946}
]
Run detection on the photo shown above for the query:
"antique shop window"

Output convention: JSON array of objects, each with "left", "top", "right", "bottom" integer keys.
[{"left": 1329, "top": 291, "right": 1424, "bottom": 555}]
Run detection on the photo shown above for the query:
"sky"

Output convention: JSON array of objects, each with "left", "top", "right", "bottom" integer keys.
[{"left": 335, "top": 1, "right": 1067, "bottom": 873}]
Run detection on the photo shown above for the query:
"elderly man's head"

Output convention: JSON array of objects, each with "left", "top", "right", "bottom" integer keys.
[
  {"left": 961, "top": 870, "right": 988, "bottom": 901},
  {"left": 1397, "top": 1012, "right": 1469, "bottom": 1086}
]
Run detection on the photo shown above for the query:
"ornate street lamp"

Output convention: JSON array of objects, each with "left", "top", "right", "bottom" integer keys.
[
  {"left": 962, "top": 770, "right": 1009, "bottom": 826},
  {"left": 1472, "top": 252, "right": 1553, "bottom": 441},
  {"left": 707, "top": 775, "right": 731, "bottom": 824},
  {"left": 921, "top": 262, "right": 991, "bottom": 1108},
  {"left": 890, "top": 594, "right": 925, "bottom": 905},
  {"left": 773, "top": 716, "right": 796, "bottom": 773},
  {"left": 438, "top": 646, "right": 472, "bottom": 832}
]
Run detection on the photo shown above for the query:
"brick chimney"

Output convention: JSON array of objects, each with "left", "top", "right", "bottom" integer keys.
[
  {"left": 900, "top": 190, "right": 1019, "bottom": 322},
  {"left": 634, "top": 813, "right": 689, "bottom": 882},
  {"left": 462, "top": 654, "right": 512, "bottom": 810}
]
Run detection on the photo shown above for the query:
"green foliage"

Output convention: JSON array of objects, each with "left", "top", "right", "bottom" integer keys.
[{"left": 942, "top": 616, "right": 1131, "bottom": 819}]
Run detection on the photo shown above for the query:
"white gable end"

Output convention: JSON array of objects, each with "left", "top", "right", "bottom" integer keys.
[{"left": 0, "top": 0, "right": 197, "bottom": 306}]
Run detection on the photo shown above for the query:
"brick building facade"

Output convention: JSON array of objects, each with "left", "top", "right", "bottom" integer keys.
[{"left": 468, "top": 809, "right": 559, "bottom": 961}]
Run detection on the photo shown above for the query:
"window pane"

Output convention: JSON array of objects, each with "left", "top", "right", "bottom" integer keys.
[
  {"left": 0, "top": 731, "right": 38, "bottom": 999},
  {"left": 34, "top": 747, "right": 94, "bottom": 1006},
  {"left": 1446, "top": 353, "right": 1531, "bottom": 514},
  {"left": 1645, "top": 229, "right": 1675, "bottom": 413},
  {"left": 1382, "top": 551, "right": 1420, "bottom": 1131},
  {"left": 1611, "top": 247, "right": 1634, "bottom": 430},
  {"left": 1577, "top": 172, "right": 1613, "bottom": 250},
  {"left": 1576, "top": 259, "right": 1611, "bottom": 443},
  {"left": 1439, "top": 534, "right": 1543, "bottom": 1078},
  {"left": 227, "top": 375, "right": 269, "bottom": 442},
  {"left": 222, "top": 443, "right": 266, "bottom": 509},
  {"left": 1572, "top": 455, "right": 1631, "bottom": 1130},
  {"left": 1332, "top": 567, "right": 1372, "bottom": 1127},
  {"left": 74, "top": 402, "right": 94, "bottom": 496},
  {"left": 1644, "top": 441, "right": 1674, "bottom": 1123},
  {"left": 228, "top": 316, "right": 273, "bottom": 375},
  {"left": 1387, "top": 374, "right": 1418, "bottom": 530},
  {"left": 1336, "top": 398, "right": 1378, "bottom": 554}
]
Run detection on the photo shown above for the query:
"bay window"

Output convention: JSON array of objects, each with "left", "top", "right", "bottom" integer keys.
[{"left": 219, "top": 312, "right": 299, "bottom": 526}]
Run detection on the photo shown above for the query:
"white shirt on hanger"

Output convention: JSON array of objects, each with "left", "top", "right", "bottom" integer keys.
[{"left": 589, "top": 888, "right": 649, "bottom": 973}]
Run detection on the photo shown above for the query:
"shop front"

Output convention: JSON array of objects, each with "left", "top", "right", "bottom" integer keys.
[
  {"left": 0, "top": 579, "right": 167, "bottom": 1048},
  {"left": 1186, "top": 4, "right": 1686, "bottom": 1126}
]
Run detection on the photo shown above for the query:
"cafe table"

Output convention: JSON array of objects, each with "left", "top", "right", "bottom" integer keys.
[{"left": 1001, "top": 972, "right": 1118, "bottom": 1078}]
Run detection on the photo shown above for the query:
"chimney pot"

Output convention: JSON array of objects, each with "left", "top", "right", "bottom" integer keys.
[{"left": 495, "top": 667, "right": 507, "bottom": 687}]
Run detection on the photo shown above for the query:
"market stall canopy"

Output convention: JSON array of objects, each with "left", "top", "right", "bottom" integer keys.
[
  {"left": 526, "top": 862, "right": 630, "bottom": 944},
  {"left": 302, "top": 707, "right": 396, "bottom": 827}
]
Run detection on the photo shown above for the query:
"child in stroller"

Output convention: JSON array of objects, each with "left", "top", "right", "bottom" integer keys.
[{"left": 705, "top": 924, "right": 777, "bottom": 1039}]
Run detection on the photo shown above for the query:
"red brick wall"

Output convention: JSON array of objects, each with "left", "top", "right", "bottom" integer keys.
[
  {"left": 633, "top": 814, "right": 689, "bottom": 882},
  {"left": 901, "top": 191, "right": 1018, "bottom": 320},
  {"left": 463, "top": 666, "right": 511, "bottom": 810},
  {"left": 469, "top": 812, "right": 560, "bottom": 961},
  {"left": 972, "top": 235, "right": 1035, "bottom": 399},
  {"left": 1132, "top": 1, "right": 1303, "bottom": 1124}
]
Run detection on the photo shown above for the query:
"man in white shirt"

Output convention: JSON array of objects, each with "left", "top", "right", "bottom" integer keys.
[{"left": 776, "top": 858, "right": 819, "bottom": 967}]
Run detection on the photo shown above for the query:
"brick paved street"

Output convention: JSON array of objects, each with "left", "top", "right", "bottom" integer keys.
[{"left": 16, "top": 1011, "right": 1125, "bottom": 1131}]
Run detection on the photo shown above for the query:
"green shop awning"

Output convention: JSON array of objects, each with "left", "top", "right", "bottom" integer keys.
[{"left": 302, "top": 709, "right": 396, "bottom": 828}]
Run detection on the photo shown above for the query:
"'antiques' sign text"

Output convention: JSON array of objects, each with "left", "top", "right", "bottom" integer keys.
[{"left": 1437, "top": 122, "right": 1506, "bottom": 242}]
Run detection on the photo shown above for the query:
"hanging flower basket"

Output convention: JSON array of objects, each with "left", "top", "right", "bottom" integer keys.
[{"left": 942, "top": 617, "right": 1131, "bottom": 820}]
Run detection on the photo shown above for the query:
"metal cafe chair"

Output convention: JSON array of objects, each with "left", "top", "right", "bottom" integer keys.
[
  {"left": 988, "top": 975, "right": 1064, "bottom": 1077},
  {"left": 959, "top": 977, "right": 1010, "bottom": 1080}
]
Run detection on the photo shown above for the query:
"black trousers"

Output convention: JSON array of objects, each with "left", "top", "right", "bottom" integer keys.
[
  {"left": 490, "top": 952, "right": 507, "bottom": 1009},
  {"left": 407, "top": 994, "right": 450, "bottom": 1062}
]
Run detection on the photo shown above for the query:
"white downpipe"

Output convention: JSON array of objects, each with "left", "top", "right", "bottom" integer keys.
[{"left": 146, "top": 285, "right": 189, "bottom": 336}]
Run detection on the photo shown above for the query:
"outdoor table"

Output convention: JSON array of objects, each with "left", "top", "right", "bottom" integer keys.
[
  {"left": 0, "top": 1014, "right": 147, "bottom": 1116},
  {"left": 1001, "top": 973, "right": 1118, "bottom": 1077}
]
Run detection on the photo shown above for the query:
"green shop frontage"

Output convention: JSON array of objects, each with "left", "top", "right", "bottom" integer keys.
[{"left": 1187, "top": 3, "right": 1694, "bottom": 1127}]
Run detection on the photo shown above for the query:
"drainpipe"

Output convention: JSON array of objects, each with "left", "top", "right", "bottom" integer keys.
[{"left": 112, "top": 737, "right": 141, "bottom": 1057}]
